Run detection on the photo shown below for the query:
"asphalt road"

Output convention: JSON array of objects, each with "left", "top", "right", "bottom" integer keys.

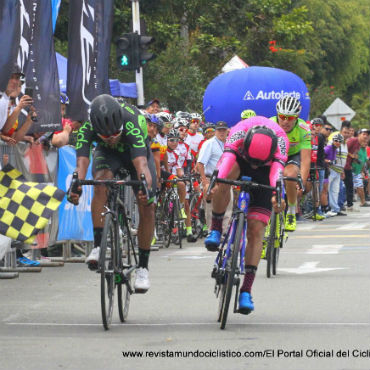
[{"left": 1, "top": 208, "right": 370, "bottom": 370}]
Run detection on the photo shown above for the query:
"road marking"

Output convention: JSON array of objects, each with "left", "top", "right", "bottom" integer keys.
[
  {"left": 293, "top": 234, "right": 368, "bottom": 239},
  {"left": 297, "top": 224, "right": 317, "bottom": 231},
  {"left": 306, "top": 244, "right": 343, "bottom": 254},
  {"left": 279, "top": 261, "right": 347, "bottom": 274},
  {"left": 5, "top": 322, "right": 370, "bottom": 327},
  {"left": 336, "top": 223, "right": 369, "bottom": 230}
]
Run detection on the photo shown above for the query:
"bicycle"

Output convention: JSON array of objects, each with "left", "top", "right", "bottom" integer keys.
[
  {"left": 158, "top": 177, "right": 187, "bottom": 248},
  {"left": 301, "top": 166, "right": 324, "bottom": 221},
  {"left": 264, "top": 174, "right": 301, "bottom": 278},
  {"left": 70, "top": 171, "right": 148, "bottom": 330},
  {"left": 207, "top": 169, "right": 278, "bottom": 329},
  {"left": 188, "top": 176, "right": 207, "bottom": 239}
]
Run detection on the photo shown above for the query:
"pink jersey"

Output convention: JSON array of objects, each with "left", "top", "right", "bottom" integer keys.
[{"left": 217, "top": 116, "right": 289, "bottom": 187}]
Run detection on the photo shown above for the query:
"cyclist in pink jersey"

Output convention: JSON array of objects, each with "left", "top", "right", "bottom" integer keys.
[{"left": 205, "top": 116, "right": 289, "bottom": 314}]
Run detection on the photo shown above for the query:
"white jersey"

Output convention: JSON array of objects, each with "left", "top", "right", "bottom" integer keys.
[
  {"left": 184, "top": 131, "right": 204, "bottom": 157},
  {"left": 174, "top": 141, "right": 191, "bottom": 170},
  {"left": 167, "top": 149, "right": 181, "bottom": 175}
]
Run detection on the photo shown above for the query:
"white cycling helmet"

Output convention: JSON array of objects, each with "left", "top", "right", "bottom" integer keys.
[
  {"left": 156, "top": 111, "right": 173, "bottom": 123},
  {"left": 190, "top": 112, "right": 202, "bottom": 122},
  {"left": 173, "top": 117, "right": 189, "bottom": 129},
  {"left": 276, "top": 96, "right": 302, "bottom": 116}
]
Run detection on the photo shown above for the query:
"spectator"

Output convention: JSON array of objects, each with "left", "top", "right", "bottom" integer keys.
[
  {"left": 325, "top": 133, "right": 346, "bottom": 216},
  {"left": 196, "top": 121, "right": 230, "bottom": 232},
  {"left": 334, "top": 121, "right": 351, "bottom": 211},
  {"left": 345, "top": 128, "right": 370, "bottom": 209},
  {"left": 49, "top": 93, "right": 81, "bottom": 148},
  {"left": 145, "top": 99, "right": 161, "bottom": 114},
  {"left": 0, "top": 65, "right": 36, "bottom": 144},
  {"left": 319, "top": 122, "right": 334, "bottom": 213}
]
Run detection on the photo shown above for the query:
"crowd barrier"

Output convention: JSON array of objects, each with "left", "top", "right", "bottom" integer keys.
[{"left": 0, "top": 140, "right": 141, "bottom": 278}]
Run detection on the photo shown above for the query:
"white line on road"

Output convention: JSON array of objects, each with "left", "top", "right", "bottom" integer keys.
[
  {"left": 336, "top": 223, "right": 369, "bottom": 230},
  {"left": 306, "top": 244, "right": 343, "bottom": 254},
  {"left": 5, "top": 322, "right": 370, "bottom": 327},
  {"left": 279, "top": 261, "right": 347, "bottom": 274}
]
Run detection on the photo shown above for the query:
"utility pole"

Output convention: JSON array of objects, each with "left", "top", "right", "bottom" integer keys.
[{"left": 131, "top": 0, "right": 144, "bottom": 106}]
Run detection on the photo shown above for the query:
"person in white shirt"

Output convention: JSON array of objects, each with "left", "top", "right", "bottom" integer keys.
[{"left": 196, "top": 121, "right": 232, "bottom": 232}]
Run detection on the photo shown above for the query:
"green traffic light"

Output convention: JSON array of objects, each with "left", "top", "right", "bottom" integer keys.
[{"left": 120, "top": 55, "right": 129, "bottom": 66}]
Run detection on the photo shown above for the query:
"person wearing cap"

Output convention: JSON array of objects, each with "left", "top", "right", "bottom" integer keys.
[
  {"left": 344, "top": 128, "right": 370, "bottom": 209},
  {"left": 329, "top": 120, "right": 351, "bottom": 212},
  {"left": 304, "top": 118, "right": 325, "bottom": 219},
  {"left": 145, "top": 98, "right": 160, "bottom": 114},
  {"left": 196, "top": 121, "right": 230, "bottom": 234},
  {"left": 324, "top": 133, "right": 346, "bottom": 216},
  {"left": 0, "top": 65, "right": 36, "bottom": 147}
]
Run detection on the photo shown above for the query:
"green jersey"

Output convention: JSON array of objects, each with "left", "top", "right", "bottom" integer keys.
[{"left": 270, "top": 116, "right": 311, "bottom": 156}]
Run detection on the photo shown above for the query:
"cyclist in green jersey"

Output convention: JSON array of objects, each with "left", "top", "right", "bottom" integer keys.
[
  {"left": 270, "top": 96, "right": 311, "bottom": 231},
  {"left": 68, "top": 94, "right": 156, "bottom": 293}
]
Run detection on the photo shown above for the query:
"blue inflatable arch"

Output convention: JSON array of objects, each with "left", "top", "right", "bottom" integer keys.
[{"left": 203, "top": 66, "right": 310, "bottom": 127}]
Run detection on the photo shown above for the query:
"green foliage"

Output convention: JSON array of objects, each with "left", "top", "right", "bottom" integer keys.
[{"left": 52, "top": 0, "right": 370, "bottom": 115}]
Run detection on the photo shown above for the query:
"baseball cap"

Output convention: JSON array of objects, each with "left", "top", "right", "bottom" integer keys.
[
  {"left": 146, "top": 98, "right": 160, "bottom": 108},
  {"left": 358, "top": 128, "right": 370, "bottom": 134},
  {"left": 215, "top": 121, "right": 228, "bottom": 129}
]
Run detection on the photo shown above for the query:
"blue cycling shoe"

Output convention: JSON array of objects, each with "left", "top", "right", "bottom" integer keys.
[
  {"left": 17, "top": 257, "right": 40, "bottom": 267},
  {"left": 204, "top": 230, "right": 221, "bottom": 252},
  {"left": 238, "top": 292, "right": 254, "bottom": 315}
]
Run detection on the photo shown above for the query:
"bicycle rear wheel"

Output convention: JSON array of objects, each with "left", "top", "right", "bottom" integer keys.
[
  {"left": 117, "top": 222, "right": 132, "bottom": 322},
  {"left": 266, "top": 212, "right": 277, "bottom": 278},
  {"left": 100, "top": 213, "right": 117, "bottom": 330},
  {"left": 272, "top": 213, "right": 283, "bottom": 276},
  {"left": 220, "top": 214, "right": 244, "bottom": 330}
]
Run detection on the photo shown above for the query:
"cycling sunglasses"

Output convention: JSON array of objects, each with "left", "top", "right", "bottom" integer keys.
[
  {"left": 278, "top": 114, "right": 298, "bottom": 121},
  {"left": 168, "top": 138, "right": 179, "bottom": 143},
  {"left": 97, "top": 131, "right": 122, "bottom": 140},
  {"left": 164, "top": 123, "right": 173, "bottom": 128},
  {"left": 178, "top": 127, "right": 187, "bottom": 132},
  {"left": 191, "top": 119, "right": 200, "bottom": 123},
  {"left": 324, "top": 127, "right": 334, "bottom": 131}
]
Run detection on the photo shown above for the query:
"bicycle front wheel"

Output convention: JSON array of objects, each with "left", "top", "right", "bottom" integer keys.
[
  {"left": 272, "top": 213, "right": 283, "bottom": 276},
  {"left": 117, "top": 223, "right": 132, "bottom": 322},
  {"left": 220, "top": 213, "right": 244, "bottom": 330},
  {"left": 100, "top": 213, "right": 118, "bottom": 330},
  {"left": 266, "top": 212, "right": 277, "bottom": 278}
]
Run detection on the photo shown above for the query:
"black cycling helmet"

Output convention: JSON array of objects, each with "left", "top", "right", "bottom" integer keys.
[
  {"left": 89, "top": 94, "right": 123, "bottom": 136},
  {"left": 243, "top": 125, "right": 278, "bottom": 166}
]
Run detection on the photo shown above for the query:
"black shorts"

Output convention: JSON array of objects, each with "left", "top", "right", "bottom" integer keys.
[
  {"left": 92, "top": 145, "right": 157, "bottom": 198},
  {"left": 287, "top": 152, "right": 301, "bottom": 167},
  {"left": 236, "top": 157, "right": 272, "bottom": 223}
]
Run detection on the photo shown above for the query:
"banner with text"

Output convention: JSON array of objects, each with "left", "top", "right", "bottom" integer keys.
[
  {"left": 67, "top": 0, "right": 113, "bottom": 122},
  {"left": 0, "top": 0, "right": 20, "bottom": 91},
  {"left": 17, "top": 0, "right": 61, "bottom": 133}
]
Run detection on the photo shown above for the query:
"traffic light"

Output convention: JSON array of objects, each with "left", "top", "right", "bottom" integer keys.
[
  {"left": 138, "top": 35, "right": 155, "bottom": 67},
  {"left": 116, "top": 33, "right": 139, "bottom": 71}
]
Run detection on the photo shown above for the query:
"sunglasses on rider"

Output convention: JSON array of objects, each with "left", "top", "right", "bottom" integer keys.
[
  {"left": 178, "top": 127, "right": 187, "bottom": 132},
  {"left": 278, "top": 114, "right": 298, "bottom": 121},
  {"left": 168, "top": 138, "right": 179, "bottom": 143},
  {"left": 324, "top": 127, "right": 333, "bottom": 131},
  {"left": 191, "top": 119, "right": 200, "bottom": 123},
  {"left": 164, "top": 123, "right": 173, "bottom": 128},
  {"left": 97, "top": 131, "right": 122, "bottom": 140}
]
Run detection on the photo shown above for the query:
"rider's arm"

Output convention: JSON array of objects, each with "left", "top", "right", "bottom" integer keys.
[
  {"left": 132, "top": 155, "right": 152, "bottom": 190},
  {"left": 217, "top": 150, "right": 237, "bottom": 179},
  {"left": 300, "top": 148, "right": 311, "bottom": 184},
  {"left": 76, "top": 156, "right": 90, "bottom": 180},
  {"left": 163, "top": 152, "right": 169, "bottom": 171}
]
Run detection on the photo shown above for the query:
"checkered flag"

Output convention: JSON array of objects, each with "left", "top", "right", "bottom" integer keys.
[{"left": 0, "top": 164, "right": 65, "bottom": 243}]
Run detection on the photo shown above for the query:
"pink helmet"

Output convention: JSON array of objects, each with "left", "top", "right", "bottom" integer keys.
[{"left": 243, "top": 125, "right": 278, "bottom": 166}]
